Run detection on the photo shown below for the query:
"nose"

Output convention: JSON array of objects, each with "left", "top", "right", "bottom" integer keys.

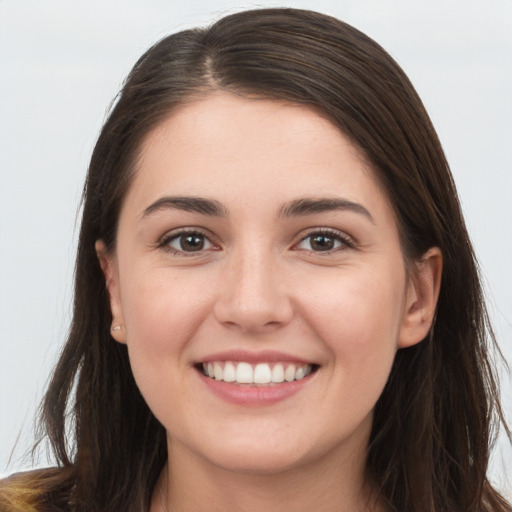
[{"left": 213, "top": 247, "right": 293, "bottom": 334}]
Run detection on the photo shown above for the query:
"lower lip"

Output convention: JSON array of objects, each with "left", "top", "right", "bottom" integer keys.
[{"left": 197, "top": 370, "right": 314, "bottom": 406}]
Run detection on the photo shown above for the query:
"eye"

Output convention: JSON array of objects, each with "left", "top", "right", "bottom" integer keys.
[
  {"left": 295, "top": 230, "right": 353, "bottom": 252},
  {"left": 161, "top": 230, "right": 215, "bottom": 254}
]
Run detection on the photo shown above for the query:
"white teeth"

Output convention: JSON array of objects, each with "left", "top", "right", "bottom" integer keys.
[
  {"left": 201, "top": 361, "right": 313, "bottom": 385},
  {"left": 284, "top": 364, "right": 296, "bottom": 382},
  {"left": 223, "top": 361, "right": 236, "bottom": 382},
  {"left": 271, "top": 363, "right": 284, "bottom": 383},
  {"left": 213, "top": 362, "right": 223, "bottom": 380},
  {"left": 235, "top": 362, "right": 253, "bottom": 383},
  {"left": 254, "top": 363, "right": 272, "bottom": 384}
]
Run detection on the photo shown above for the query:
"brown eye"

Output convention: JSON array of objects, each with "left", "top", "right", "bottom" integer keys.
[
  {"left": 165, "top": 232, "right": 213, "bottom": 253},
  {"left": 296, "top": 231, "right": 352, "bottom": 252},
  {"left": 310, "top": 234, "right": 336, "bottom": 251},
  {"left": 180, "top": 234, "right": 205, "bottom": 251}
]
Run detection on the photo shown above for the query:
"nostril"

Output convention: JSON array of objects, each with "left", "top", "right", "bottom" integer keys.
[{"left": 212, "top": 277, "right": 293, "bottom": 332}]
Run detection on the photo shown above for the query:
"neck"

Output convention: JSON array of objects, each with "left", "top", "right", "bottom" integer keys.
[{"left": 151, "top": 428, "right": 382, "bottom": 512}]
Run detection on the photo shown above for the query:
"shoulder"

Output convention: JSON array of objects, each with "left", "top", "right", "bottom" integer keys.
[
  {"left": 0, "top": 467, "right": 74, "bottom": 512},
  {"left": 0, "top": 470, "right": 42, "bottom": 512}
]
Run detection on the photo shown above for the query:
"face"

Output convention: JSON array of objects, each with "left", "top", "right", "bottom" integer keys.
[{"left": 98, "top": 92, "right": 439, "bottom": 476}]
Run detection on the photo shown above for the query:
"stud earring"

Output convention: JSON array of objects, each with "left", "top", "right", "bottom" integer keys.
[{"left": 111, "top": 324, "right": 122, "bottom": 332}]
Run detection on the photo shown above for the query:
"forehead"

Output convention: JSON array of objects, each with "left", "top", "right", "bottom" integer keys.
[{"left": 123, "top": 92, "right": 392, "bottom": 222}]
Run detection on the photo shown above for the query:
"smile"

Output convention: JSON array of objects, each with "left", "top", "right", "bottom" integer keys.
[{"left": 201, "top": 361, "right": 315, "bottom": 385}]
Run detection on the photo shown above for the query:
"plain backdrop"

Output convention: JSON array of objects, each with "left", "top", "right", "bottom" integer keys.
[{"left": 1, "top": 0, "right": 511, "bottom": 495}]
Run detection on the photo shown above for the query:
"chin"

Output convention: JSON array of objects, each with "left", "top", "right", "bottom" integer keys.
[
  {"left": 187, "top": 431, "right": 329, "bottom": 476},
  {"left": 207, "top": 447, "right": 308, "bottom": 475}
]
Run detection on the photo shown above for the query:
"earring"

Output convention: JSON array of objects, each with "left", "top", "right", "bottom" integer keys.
[{"left": 111, "top": 324, "right": 122, "bottom": 332}]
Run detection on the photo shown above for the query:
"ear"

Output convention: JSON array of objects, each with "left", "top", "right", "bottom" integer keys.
[
  {"left": 95, "top": 240, "right": 126, "bottom": 344},
  {"left": 398, "top": 247, "right": 443, "bottom": 348}
]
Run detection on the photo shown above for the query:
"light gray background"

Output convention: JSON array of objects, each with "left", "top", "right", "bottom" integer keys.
[{"left": 1, "top": 0, "right": 511, "bottom": 495}]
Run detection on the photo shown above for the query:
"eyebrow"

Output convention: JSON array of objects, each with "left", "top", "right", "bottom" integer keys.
[
  {"left": 142, "top": 196, "right": 228, "bottom": 218},
  {"left": 279, "top": 197, "right": 374, "bottom": 223},
  {"left": 141, "top": 195, "right": 374, "bottom": 223}
]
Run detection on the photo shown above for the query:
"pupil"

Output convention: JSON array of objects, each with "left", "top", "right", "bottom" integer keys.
[
  {"left": 181, "top": 234, "right": 204, "bottom": 251},
  {"left": 311, "top": 235, "right": 333, "bottom": 251}
]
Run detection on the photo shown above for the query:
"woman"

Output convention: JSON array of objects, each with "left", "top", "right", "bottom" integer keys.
[{"left": 1, "top": 7, "right": 509, "bottom": 512}]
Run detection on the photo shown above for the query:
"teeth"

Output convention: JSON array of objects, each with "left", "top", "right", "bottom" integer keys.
[
  {"left": 254, "top": 363, "right": 272, "bottom": 384},
  {"left": 271, "top": 364, "right": 284, "bottom": 383},
  {"left": 223, "top": 361, "right": 236, "bottom": 382},
  {"left": 214, "top": 362, "right": 223, "bottom": 380},
  {"left": 236, "top": 362, "right": 253, "bottom": 383},
  {"left": 201, "top": 361, "right": 313, "bottom": 385},
  {"left": 284, "top": 364, "right": 296, "bottom": 382},
  {"left": 295, "top": 366, "right": 306, "bottom": 380}
]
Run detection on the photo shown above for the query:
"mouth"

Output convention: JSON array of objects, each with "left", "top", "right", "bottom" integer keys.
[{"left": 196, "top": 361, "right": 319, "bottom": 386}]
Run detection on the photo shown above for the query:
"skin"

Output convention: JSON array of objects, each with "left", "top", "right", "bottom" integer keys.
[{"left": 97, "top": 92, "right": 442, "bottom": 512}]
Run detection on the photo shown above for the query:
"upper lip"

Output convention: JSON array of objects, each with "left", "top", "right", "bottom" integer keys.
[{"left": 197, "top": 350, "right": 315, "bottom": 365}]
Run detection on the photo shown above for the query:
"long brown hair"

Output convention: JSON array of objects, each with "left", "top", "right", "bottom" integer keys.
[{"left": 1, "top": 8, "right": 509, "bottom": 512}]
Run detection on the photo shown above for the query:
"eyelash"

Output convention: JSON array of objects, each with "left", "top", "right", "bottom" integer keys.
[
  {"left": 158, "top": 228, "right": 217, "bottom": 256},
  {"left": 294, "top": 228, "right": 355, "bottom": 254},
  {"left": 158, "top": 227, "right": 354, "bottom": 256}
]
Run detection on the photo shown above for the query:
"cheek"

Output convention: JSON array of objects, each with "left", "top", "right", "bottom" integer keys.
[
  {"left": 118, "top": 269, "right": 214, "bottom": 426},
  {"left": 118, "top": 269, "right": 212, "bottom": 380},
  {"left": 299, "top": 265, "right": 406, "bottom": 378}
]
